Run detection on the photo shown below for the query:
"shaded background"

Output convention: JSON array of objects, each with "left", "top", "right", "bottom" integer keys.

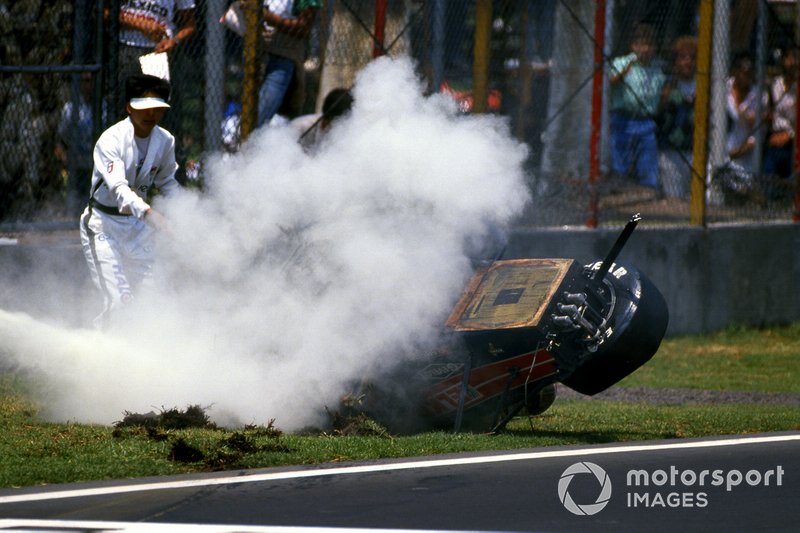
[{"left": 1, "top": 0, "right": 799, "bottom": 228}]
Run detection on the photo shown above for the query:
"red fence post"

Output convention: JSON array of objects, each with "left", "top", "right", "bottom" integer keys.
[
  {"left": 373, "top": 0, "right": 387, "bottom": 58},
  {"left": 587, "top": 0, "right": 606, "bottom": 228},
  {"left": 794, "top": 5, "right": 800, "bottom": 222}
]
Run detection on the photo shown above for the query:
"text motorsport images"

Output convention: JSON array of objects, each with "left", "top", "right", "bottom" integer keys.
[{"left": 557, "top": 461, "right": 785, "bottom": 515}]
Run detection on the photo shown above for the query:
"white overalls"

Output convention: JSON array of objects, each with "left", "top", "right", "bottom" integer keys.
[{"left": 79, "top": 117, "right": 179, "bottom": 328}]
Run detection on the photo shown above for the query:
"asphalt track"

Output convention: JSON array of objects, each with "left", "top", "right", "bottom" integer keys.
[{"left": 0, "top": 432, "right": 798, "bottom": 532}]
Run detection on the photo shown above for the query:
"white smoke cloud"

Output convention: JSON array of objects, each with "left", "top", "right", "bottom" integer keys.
[{"left": 0, "top": 57, "right": 531, "bottom": 430}]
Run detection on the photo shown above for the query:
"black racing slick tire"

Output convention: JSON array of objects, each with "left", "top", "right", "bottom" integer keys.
[{"left": 561, "top": 264, "right": 669, "bottom": 395}]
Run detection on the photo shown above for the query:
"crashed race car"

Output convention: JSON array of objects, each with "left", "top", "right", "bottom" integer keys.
[{"left": 353, "top": 214, "right": 669, "bottom": 433}]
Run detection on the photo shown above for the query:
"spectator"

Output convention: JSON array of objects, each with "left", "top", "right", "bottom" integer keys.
[
  {"left": 257, "top": 0, "right": 322, "bottom": 127},
  {"left": 117, "top": 0, "right": 196, "bottom": 87},
  {"left": 609, "top": 23, "right": 666, "bottom": 191},
  {"left": 764, "top": 46, "right": 797, "bottom": 196},
  {"left": 657, "top": 36, "right": 697, "bottom": 200},
  {"left": 56, "top": 72, "right": 106, "bottom": 217},
  {"left": 221, "top": 101, "right": 242, "bottom": 155},
  {"left": 80, "top": 74, "right": 181, "bottom": 330},
  {"left": 725, "top": 53, "right": 766, "bottom": 175},
  {"left": 217, "top": 64, "right": 245, "bottom": 156},
  {"left": 290, "top": 87, "right": 354, "bottom": 151}
]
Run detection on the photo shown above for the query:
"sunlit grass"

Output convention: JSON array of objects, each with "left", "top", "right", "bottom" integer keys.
[
  {"left": 1, "top": 324, "right": 798, "bottom": 489},
  {"left": 619, "top": 323, "right": 800, "bottom": 392}
]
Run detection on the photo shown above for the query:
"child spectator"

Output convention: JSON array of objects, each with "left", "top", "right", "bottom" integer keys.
[
  {"left": 657, "top": 36, "right": 698, "bottom": 200},
  {"left": 609, "top": 23, "right": 666, "bottom": 191}
]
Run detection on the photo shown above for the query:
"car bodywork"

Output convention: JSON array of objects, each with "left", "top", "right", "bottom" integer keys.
[{"left": 354, "top": 214, "right": 669, "bottom": 433}]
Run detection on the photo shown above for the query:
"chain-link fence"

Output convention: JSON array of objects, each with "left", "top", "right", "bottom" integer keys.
[
  {"left": 2, "top": 0, "right": 799, "bottom": 228},
  {"left": 515, "top": 0, "right": 800, "bottom": 227}
]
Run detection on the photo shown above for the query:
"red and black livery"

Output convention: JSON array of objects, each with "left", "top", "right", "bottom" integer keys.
[{"left": 360, "top": 214, "right": 669, "bottom": 433}]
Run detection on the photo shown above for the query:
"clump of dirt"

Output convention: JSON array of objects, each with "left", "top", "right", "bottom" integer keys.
[
  {"left": 170, "top": 437, "right": 205, "bottom": 463},
  {"left": 112, "top": 406, "right": 292, "bottom": 468},
  {"left": 204, "top": 431, "right": 293, "bottom": 469},
  {"left": 327, "top": 409, "right": 393, "bottom": 438},
  {"left": 243, "top": 418, "right": 283, "bottom": 438},
  {"left": 114, "top": 405, "right": 216, "bottom": 430}
]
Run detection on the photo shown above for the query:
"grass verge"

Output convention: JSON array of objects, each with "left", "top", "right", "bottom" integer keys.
[
  {"left": 617, "top": 323, "right": 800, "bottom": 392},
  {"left": 1, "top": 324, "right": 799, "bottom": 489}
]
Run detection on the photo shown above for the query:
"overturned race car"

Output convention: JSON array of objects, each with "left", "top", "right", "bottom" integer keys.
[{"left": 354, "top": 214, "right": 669, "bottom": 433}]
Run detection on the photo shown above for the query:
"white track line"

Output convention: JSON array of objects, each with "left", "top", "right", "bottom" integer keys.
[
  {"left": 0, "top": 433, "right": 797, "bottom": 505},
  {"left": 0, "top": 521, "right": 475, "bottom": 532}
]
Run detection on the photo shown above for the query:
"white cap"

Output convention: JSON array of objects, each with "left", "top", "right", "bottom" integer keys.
[{"left": 129, "top": 97, "right": 170, "bottom": 110}]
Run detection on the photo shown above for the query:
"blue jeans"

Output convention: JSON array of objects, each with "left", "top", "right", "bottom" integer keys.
[
  {"left": 763, "top": 143, "right": 793, "bottom": 179},
  {"left": 610, "top": 113, "right": 659, "bottom": 188},
  {"left": 258, "top": 54, "right": 295, "bottom": 127}
]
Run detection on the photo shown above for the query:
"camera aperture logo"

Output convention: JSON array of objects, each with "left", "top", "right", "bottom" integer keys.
[
  {"left": 558, "top": 462, "right": 785, "bottom": 515},
  {"left": 558, "top": 462, "right": 612, "bottom": 516}
]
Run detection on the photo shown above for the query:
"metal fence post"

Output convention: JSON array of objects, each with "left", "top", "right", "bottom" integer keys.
[
  {"left": 795, "top": 0, "right": 800, "bottom": 222},
  {"left": 587, "top": 0, "right": 606, "bottom": 229},
  {"left": 691, "top": 0, "right": 714, "bottom": 227},
  {"left": 753, "top": 0, "right": 767, "bottom": 179},
  {"left": 94, "top": 0, "right": 106, "bottom": 137},
  {"left": 472, "top": 0, "right": 491, "bottom": 114},
  {"left": 241, "top": 0, "right": 262, "bottom": 140},
  {"left": 708, "top": 0, "right": 729, "bottom": 208},
  {"left": 430, "top": 0, "right": 445, "bottom": 93},
  {"left": 372, "top": 0, "right": 387, "bottom": 57},
  {"left": 108, "top": 0, "right": 121, "bottom": 119},
  {"left": 205, "top": 0, "right": 226, "bottom": 155}
]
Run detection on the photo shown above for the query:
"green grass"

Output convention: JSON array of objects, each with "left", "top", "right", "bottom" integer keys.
[
  {"left": 1, "top": 324, "right": 799, "bottom": 489},
  {"left": 506, "top": 401, "right": 800, "bottom": 440},
  {"left": 618, "top": 323, "right": 800, "bottom": 392}
]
